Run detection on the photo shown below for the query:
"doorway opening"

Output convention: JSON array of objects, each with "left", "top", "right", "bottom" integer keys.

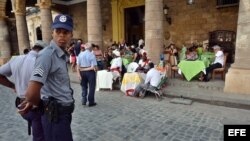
[
  {"left": 36, "top": 26, "right": 42, "bottom": 40},
  {"left": 125, "top": 6, "right": 145, "bottom": 45}
]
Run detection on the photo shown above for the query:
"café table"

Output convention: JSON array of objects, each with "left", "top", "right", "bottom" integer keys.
[
  {"left": 96, "top": 70, "right": 114, "bottom": 91},
  {"left": 178, "top": 60, "right": 206, "bottom": 81},
  {"left": 120, "top": 72, "right": 145, "bottom": 94}
]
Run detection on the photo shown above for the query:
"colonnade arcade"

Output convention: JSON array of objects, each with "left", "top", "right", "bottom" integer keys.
[{"left": 0, "top": 0, "right": 249, "bottom": 94}]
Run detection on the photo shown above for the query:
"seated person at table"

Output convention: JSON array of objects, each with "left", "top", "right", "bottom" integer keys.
[
  {"left": 137, "top": 52, "right": 151, "bottom": 73},
  {"left": 131, "top": 45, "right": 140, "bottom": 63},
  {"left": 133, "top": 62, "right": 161, "bottom": 97},
  {"left": 104, "top": 47, "right": 114, "bottom": 68},
  {"left": 93, "top": 44, "right": 104, "bottom": 70},
  {"left": 186, "top": 47, "right": 198, "bottom": 60},
  {"left": 110, "top": 50, "right": 122, "bottom": 80},
  {"left": 124, "top": 46, "right": 133, "bottom": 56},
  {"left": 127, "top": 62, "right": 139, "bottom": 73},
  {"left": 199, "top": 45, "right": 224, "bottom": 82},
  {"left": 169, "top": 43, "right": 179, "bottom": 64}
]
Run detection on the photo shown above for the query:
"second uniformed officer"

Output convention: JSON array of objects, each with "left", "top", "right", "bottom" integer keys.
[{"left": 19, "top": 14, "right": 75, "bottom": 141}]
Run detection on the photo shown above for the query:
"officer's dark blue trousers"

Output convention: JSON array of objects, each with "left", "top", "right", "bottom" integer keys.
[
  {"left": 41, "top": 113, "right": 73, "bottom": 141},
  {"left": 80, "top": 70, "right": 96, "bottom": 104},
  {"left": 22, "top": 110, "right": 44, "bottom": 141}
]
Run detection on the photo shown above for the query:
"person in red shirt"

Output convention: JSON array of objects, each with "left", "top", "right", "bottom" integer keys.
[{"left": 67, "top": 42, "right": 76, "bottom": 72}]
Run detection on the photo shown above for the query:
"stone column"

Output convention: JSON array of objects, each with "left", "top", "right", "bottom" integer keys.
[
  {"left": 87, "top": 0, "right": 103, "bottom": 50},
  {"left": 15, "top": 0, "right": 30, "bottom": 54},
  {"left": 224, "top": 0, "right": 250, "bottom": 94},
  {"left": 37, "top": 0, "right": 52, "bottom": 44},
  {"left": 145, "top": 0, "right": 164, "bottom": 64},
  {"left": 0, "top": 17, "right": 11, "bottom": 65}
]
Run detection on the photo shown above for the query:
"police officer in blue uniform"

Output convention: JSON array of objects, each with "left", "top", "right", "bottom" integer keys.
[{"left": 19, "top": 14, "right": 75, "bottom": 141}]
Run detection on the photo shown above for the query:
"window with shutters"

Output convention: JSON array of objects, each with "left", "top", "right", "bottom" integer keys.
[{"left": 217, "top": 0, "right": 239, "bottom": 8}]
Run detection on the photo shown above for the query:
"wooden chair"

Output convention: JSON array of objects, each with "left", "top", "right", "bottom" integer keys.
[
  {"left": 212, "top": 53, "right": 228, "bottom": 80},
  {"left": 169, "top": 55, "right": 178, "bottom": 78}
]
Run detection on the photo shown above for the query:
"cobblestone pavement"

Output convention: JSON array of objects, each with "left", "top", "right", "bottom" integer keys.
[{"left": 1, "top": 84, "right": 250, "bottom": 141}]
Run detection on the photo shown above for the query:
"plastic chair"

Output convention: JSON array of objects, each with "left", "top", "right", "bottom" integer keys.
[{"left": 144, "top": 76, "right": 168, "bottom": 101}]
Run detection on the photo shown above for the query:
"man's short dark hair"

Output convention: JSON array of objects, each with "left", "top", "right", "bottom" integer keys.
[
  {"left": 149, "top": 62, "right": 154, "bottom": 69},
  {"left": 32, "top": 45, "right": 44, "bottom": 51},
  {"left": 23, "top": 48, "right": 30, "bottom": 54},
  {"left": 139, "top": 44, "right": 144, "bottom": 49}
]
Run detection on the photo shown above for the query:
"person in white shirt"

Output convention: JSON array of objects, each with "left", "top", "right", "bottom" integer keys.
[
  {"left": 0, "top": 40, "right": 47, "bottom": 141},
  {"left": 110, "top": 50, "right": 122, "bottom": 79},
  {"left": 199, "top": 45, "right": 224, "bottom": 82},
  {"left": 133, "top": 62, "right": 161, "bottom": 97},
  {"left": 137, "top": 52, "right": 151, "bottom": 73}
]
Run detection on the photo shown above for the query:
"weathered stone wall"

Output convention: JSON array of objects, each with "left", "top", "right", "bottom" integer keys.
[
  {"left": 69, "top": 0, "right": 112, "bottom": 47},
  {"left": 164, "top": 0, "right": 238, "bottom": 48},
  {"left": 101, "top": 0, "right": 113, "bottom": 48},
  {"left": 68, "top": 3, "right": 87, "bottom": 42},
  {"left": 69, "top": 0, "right": 238, "bottom": 49}
]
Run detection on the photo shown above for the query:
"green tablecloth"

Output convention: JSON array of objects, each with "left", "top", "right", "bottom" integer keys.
[
  {"left": 110, "top": 58, "right": 132, "bottom": 66},
  {"left": 122, "top": 57, "right": 133, "bottom": 65},
  {"left": 178, "top": 60, "right": 206, "bottom": 81},
  {"left": 200, "top": 52, "right": 215, "bottom": 67}
]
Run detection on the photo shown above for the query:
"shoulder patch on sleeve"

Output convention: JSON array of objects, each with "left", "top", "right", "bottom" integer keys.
[{"left": 33, "top": 67, "right": 44, "bottom": 77}]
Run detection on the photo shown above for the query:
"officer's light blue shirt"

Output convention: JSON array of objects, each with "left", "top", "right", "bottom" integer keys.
[
  {"left": 77, "top": 50, "right": 97, "bottom": 67},
  {"left": 30, "top": 40, "right": 74, "bottom": 104}
]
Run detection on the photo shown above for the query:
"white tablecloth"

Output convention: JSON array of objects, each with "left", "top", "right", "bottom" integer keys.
[{"left": 96, "top": 70, "right": 113, "bottom": 91}]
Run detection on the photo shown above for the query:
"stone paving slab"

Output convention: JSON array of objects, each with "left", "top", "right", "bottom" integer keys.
[
  {"left": 170, "top": 98, "right": 193, "bottom": 105},
  {"left": 1, "top": 83, "right": 250, "bottom": 141}
]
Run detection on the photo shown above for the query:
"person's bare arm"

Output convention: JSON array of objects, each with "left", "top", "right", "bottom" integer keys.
[
  {"left": 76, "top": 64, "right": 82, "bottom": 80},
  {"left": 25, "top": 81, "right": 43, "bottom": 106},
  {"left": 0, "top": 75, "right": 15, "bottom": 90},
  {"left": 18, "top": 81, "right": 42, "bottom": 115}
]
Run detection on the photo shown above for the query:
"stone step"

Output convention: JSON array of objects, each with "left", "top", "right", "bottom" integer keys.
[{"left": 163, "top": 79, "right": 250, "bottom": 110}]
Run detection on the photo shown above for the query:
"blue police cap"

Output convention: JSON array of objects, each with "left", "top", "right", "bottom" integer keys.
[{"left": 52, "top": 14, "right": 73, "bottom": 31}]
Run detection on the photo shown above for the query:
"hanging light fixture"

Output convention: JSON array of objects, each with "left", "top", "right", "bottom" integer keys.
[
  {"left": 163, "top": 5, "right": 169, "bottom": 15},
  {"left": 187, "top": 0, "right": 195, "bottom": 5},
  {"left": 163, "top": 5, "right": 172, "bottom": 25}
]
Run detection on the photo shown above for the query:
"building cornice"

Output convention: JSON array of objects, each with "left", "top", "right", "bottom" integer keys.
[{"left": 52, "top": 0, "right": 86, "bottom": 6}]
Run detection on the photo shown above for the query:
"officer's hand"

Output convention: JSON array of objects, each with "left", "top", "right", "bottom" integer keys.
[{"left": 17, "top": 101, "right": 32, "bottom": 115}]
